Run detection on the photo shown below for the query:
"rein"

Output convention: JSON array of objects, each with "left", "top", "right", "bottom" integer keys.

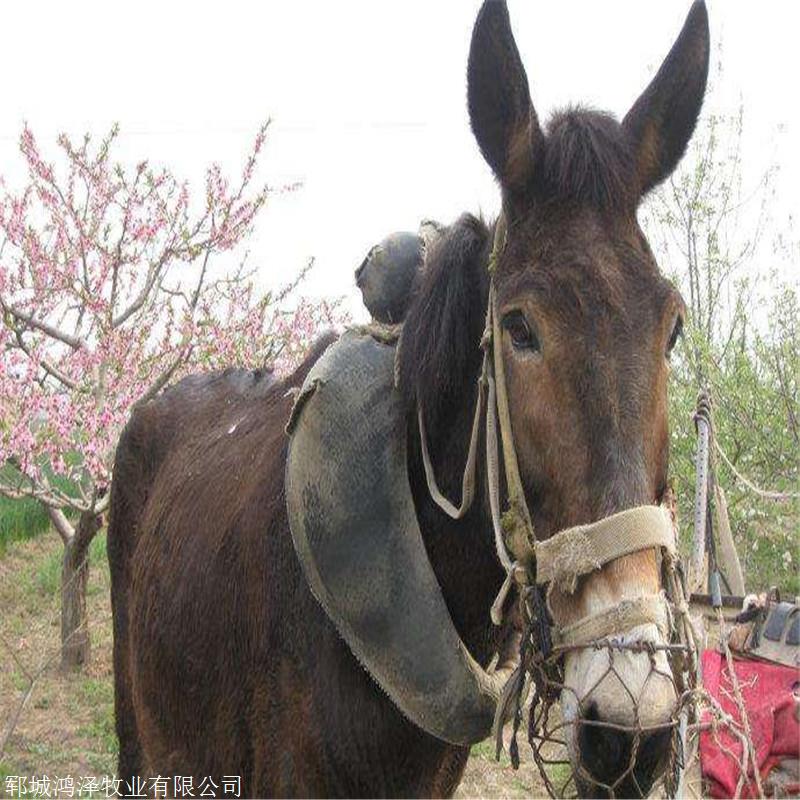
[{"left": 417, "top": 214, "right": 687, "bottom": 646}]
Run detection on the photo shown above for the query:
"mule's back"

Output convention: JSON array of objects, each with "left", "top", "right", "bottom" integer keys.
[
  {"left": 109, "top": 328, "right": 476, "bottom": 796},
  {"left": 107, "top": 339, "right": 329, "bottom": 786}
]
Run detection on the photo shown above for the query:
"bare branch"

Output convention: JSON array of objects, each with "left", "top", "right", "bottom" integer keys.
[
  {"left": 47, "top": 506, "right": 75, "bottom": 545},
  {"left": 134, "top": 345, "right": 192, "bottom": 408},
  {"left": 0, "top": 475, "right": 90, "bottom": 514},
  {"left": 111, "top": 248, "right": 174, "bottom": 327},
  {"left": 7, "top": 325, "right": 83, "bottom": 391},
  {"left": 95, "top": 492, "right": 110, "bottom": 516},
  {"left": 1, "top": 300, "right": 84, "bottom": 349}
]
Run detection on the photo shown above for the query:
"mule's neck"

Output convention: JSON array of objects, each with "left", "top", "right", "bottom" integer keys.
[
  {"left": 405, "top": 389, "right": 504, "bottom": 663},
  {"left": 396, "top": 213, "right": 504, "bottom": 661}
]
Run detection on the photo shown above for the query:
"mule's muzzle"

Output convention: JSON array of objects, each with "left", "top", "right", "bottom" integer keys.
[{"left": 577, "top": 702, "right": 673, "bottom": 798}]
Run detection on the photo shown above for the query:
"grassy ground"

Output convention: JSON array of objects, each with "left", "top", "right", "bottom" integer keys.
[
  {"left": 458, "top": 738, "right": 558, "bottom": 799},
  {"left": 0, "top": 495, "right": 50, "bottom": 556},
  {"left": 0, "top": 533, "right": 115, "bottom": 796},
  {"left": 0, "top": 533, "right": 552, "bottom": 799}
]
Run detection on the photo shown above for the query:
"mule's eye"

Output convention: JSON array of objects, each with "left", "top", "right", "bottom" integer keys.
[
  {"left": 502, "top": 310, "right": 539, "bottom": 351},
  {"left": 667, "top": 316, "right": 683, "bottom": 357}
]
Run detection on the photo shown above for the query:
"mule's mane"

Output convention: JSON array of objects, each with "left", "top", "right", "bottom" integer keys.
[
  {"left": 542, "top": 107, "right": 637, "bottom": 212},
  {"left": 397, "top": 213, "right": 490, "bottom": 432}
]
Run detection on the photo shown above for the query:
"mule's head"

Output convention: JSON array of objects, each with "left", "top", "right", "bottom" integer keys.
[{"left": 467, "top": 1, "right": 708, "bottom": 795}]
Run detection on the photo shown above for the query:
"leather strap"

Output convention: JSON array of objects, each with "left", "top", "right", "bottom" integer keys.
[{"left": 490, "top": 282, "right": 536, "bottom": 565}]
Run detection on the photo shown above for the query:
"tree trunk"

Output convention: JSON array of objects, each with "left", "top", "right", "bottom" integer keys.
[{"left": 60, "top": 510, "right": 102, "bottom": 670}]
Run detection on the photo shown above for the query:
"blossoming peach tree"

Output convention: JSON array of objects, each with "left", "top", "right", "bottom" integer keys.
[{"left": 0, "top": 123, "right": 341, "bottom": 668}]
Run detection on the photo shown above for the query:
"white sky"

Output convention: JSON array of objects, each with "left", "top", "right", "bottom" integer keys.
[{"left": 1, "top": 1, "right": 797, "bottom": 320}]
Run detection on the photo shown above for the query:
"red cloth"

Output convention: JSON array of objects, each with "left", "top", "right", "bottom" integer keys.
[{"left": 700, "top": 649, "right": 800, "bottom": 798}]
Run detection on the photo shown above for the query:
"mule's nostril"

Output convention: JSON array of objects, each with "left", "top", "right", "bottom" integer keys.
[
  {"left": 577, "top": 712, "right": 672, "bottom": 798},
  {"left": 578, "top": 708, "right": 630, "bottom": 787}
]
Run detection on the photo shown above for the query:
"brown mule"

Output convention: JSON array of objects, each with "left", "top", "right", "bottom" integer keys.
[{"left": 108, "top": 2, "right": 708, "bottom": 796}]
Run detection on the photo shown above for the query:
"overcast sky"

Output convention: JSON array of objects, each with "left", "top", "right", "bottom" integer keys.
[{"left": 1, "top": 1, "right": 797, "bottom": 319}]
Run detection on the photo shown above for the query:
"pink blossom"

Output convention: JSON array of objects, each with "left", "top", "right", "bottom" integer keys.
[{"left": 0, "top": 123, "right": 347, "bottom": 514}]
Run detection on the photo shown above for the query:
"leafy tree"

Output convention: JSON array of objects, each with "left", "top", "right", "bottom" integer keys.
[
  {"left": 643, "top": 105, "right": 799, "bottom": 594},
  {"left": 0, "top": 124, "right": 341, "bottom": 667}
]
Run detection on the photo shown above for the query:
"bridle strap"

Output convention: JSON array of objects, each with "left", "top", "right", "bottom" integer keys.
[
  {"left": 486, "top": 215, "right": 537, "bottom": 575},
  {"left": 486, "top": 355, "right": 514, "bottom": 576},
  {"left": 417, "top": 286, "right": 494, "bottom": 521},
  {"left": 535, "top": 505, "right": 677, "bottom": 594},
  {"left": 554, "top": 592, "right": 673, "bottom": 648},
  {"left": 417, "top": 351, "right": 488, "bottom": 520},
  {"left": 489, "top": 282, "right": 536, "bottom": 565}
]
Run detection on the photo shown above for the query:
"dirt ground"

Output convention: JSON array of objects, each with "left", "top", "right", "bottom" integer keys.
[
  {"left": 457, "top": 735, "right": 558, "bottom": 799},
  {"left": 0, "top": 533, "right": 117, "bottom": 795},
  {"left": 1, "top": 533, "right": 555, "bottom": 799}
]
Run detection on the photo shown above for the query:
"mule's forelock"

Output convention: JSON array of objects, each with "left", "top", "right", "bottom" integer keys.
[{"left": 543, "top": 108, "right": 637, "bottom": 212}]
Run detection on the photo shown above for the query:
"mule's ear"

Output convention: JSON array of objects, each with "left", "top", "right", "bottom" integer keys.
[
  {"left": 467, "top": 0, "right": 542, "bottom": 194},
  {"left": 623, "top": 1, "right": 710, "bottom": 196}
]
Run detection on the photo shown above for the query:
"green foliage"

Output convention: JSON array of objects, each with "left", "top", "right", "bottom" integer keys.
[
  {"left": 543, "top": 762, "right": 573, "bottom": 798},
  {"left": 87, "top": 532, "right": 109, "bottom": 597},
  {"left": 89, "top": 530, "right": 107, "bottom": 563},
  {"left": 75, "top": 676, "right": 117, "bottom": 771},
  {"left": 0, "top": 493, "right": 50, "bottom": 554},
  {"left": 0, "top": 464, "right": 82, "bottom": 553},
  {"left": 471, "top": 739, "right": 498, "bottom": 761},
  {"left": 27, "top": 531, "right": 109, "bottom": 598},
  {"left": 34, "top": 549, "right": 63, "bottom": 596},
  {"left": 644, "top": 104, "right": 799, "bottom": 594},
  {"left": 0, "top": 464, "right": 51, "bottom": 552}
]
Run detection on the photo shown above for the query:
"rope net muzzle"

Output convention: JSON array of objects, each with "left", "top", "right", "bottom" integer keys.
[
  {"left": 491, "top": 495, "right": 709, "bottom": 799},
  {"left": 523, "top": 638, "right": 694, "bottom": 798}
]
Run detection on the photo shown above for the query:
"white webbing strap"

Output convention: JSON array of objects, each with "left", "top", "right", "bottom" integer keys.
[
  {"left": 554, "top": 592, "right": 673, "bottom": 648},
  {"left": 535, "top": 504, "right": 676, "bottom": 593}
]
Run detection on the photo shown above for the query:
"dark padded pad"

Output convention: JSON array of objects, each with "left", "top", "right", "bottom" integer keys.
[
  {"left": 786, "top": 614, "right": 800, "bottom": 647},
  {"left": 285, "top": 331, "right": 497, "bottom": 745},
  {"left": 763, "top": 602, "right": 796, "bottom": 642}
]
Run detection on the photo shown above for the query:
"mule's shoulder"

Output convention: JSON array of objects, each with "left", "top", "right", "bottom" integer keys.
[
  {"left": 111, "top": 333, "right": 338, "bottom": 525},
  {"left": 161, "top": 366, "right": 277, "bottom": 404}
]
